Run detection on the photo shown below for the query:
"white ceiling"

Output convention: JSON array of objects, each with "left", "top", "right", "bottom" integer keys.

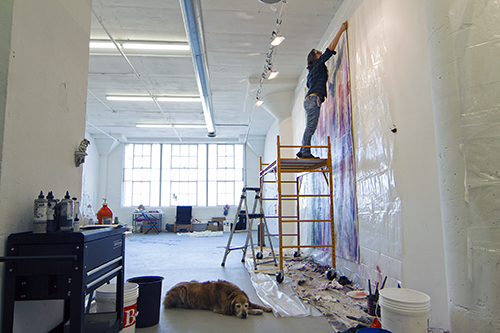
[{"left": 86, "top": 0, "right": 343, "bottom": 146}]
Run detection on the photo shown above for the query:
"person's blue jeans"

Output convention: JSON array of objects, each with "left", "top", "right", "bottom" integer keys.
[{"left": 299, "top": 95, "right": 322, "bottom": 154}]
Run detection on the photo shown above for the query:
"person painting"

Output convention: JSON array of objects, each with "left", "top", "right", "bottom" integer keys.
[{"left": 296, "top": 21, "right": 348, "bottom": 159}]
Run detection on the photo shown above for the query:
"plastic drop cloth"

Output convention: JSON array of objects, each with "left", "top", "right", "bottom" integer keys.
[
  {"left": 427, "top": 0, "right": 500, "bottom": 329},
  {"left": 349, "top": 0, "right": 402, "bottom": 267},
  {"left": 244, "top": 256, "right": 322, "bottom": 318}
]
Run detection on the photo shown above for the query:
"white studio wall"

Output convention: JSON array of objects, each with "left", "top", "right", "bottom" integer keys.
[
  {"left": 425, "top": 0, "right": 500, "bottom": 332},
  {"left": 279, "top": 0, "right": 450, "bottom": 329},
  {"left": 0, "top": 0, "right": 93, "bottom": 331}
]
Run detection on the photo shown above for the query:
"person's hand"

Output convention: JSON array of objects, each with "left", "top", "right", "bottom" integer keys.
[{"left": 341, "top": 21, "right": 348, "bottom": 31}]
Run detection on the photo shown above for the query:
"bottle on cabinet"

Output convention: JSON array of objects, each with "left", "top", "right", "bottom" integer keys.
[
  {"left": 33, "top": 191, "right": 48, "bottom": 233},
  {"left": 46, "top": 191, "right": 58, "bottom": 232},
  {"left": 58, "top": 191, "right": 74, "bottom": 232},
  {"left": 97, "top": 198, "right": 113, "bottom": 225}
]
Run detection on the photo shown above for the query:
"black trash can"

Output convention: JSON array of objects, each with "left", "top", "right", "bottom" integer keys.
[{"left": 127, "top": 276, "right": 164, "bottom": 328}]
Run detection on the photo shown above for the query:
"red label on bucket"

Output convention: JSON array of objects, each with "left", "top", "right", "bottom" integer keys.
[{"left": 123, "top": 303, "right": 137, "bottom": 328}]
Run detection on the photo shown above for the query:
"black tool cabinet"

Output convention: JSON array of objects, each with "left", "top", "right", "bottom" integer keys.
[{"left": 1, "top": 226, "right": 125, "bottom": 333}]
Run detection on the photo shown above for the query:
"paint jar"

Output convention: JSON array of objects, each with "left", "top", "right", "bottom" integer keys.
[
  {"left": 46, "top": 191, "right": 58, "bottom": 232},
  {"left": 33, "top": 191, "right": 47, "bottom": 233},
  {"left": 58, "top": 191, "right": 74, "bottom": 232}
]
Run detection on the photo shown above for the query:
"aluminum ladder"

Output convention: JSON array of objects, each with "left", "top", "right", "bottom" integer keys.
[{"left": 221, "top": 186, "right": 277, "bottom": 270}]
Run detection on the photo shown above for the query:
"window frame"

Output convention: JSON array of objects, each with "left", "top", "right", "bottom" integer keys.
[{"left": 122, "top": 143, "right": 245, "bottom": 207}]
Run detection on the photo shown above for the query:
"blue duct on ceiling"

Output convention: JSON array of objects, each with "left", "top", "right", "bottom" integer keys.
[{"left": 179, "top": 0, "right": 216, "bottom": 137}]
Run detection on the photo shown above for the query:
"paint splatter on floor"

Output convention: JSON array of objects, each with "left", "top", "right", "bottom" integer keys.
[{"left": 245, "top": 247, "right": 374, "bottom": 332}]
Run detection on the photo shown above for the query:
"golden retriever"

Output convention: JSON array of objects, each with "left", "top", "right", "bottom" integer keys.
[{"left": 163, "top": 280, "right": 272, "bottom": 318}]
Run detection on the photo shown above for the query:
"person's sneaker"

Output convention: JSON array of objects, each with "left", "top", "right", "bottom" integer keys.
[{"left": 296, "top": 151, "right": 319, "bottom": 159}]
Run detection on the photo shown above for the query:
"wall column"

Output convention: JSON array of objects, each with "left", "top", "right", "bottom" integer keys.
[{"left": 425, "top": 1, "right": 500, "bottom": 332}]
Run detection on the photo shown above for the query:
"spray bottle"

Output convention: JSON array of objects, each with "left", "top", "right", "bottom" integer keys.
[
  {"left": 97, "top": 198, "right": 113, "bottom": 225},
  {"left": 33, "top": 191, "right": 48, "bottom": 233},
  {"left": 58, "top": 191, "right": 74, "bottom": 232}
]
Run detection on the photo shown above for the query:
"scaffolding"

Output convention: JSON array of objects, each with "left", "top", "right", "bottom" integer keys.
[{"left": 260, "top": 136, "right": 335, "bottom": 283}]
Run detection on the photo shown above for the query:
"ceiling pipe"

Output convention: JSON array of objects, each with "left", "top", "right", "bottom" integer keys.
[{"left": 179, "top": 0, "right": 216, "bottom": 137}]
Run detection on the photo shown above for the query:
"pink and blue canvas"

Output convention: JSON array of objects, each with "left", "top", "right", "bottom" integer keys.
[{"left": 305, "top": 32, "right": 359, "bottom": 262}]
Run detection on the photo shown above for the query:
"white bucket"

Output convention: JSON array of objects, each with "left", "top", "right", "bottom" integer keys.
[
  {"left": 96, "top": 283, "right": 139, "bottom": 333},
  {"left": 379, "top": 288, "right": 431, "bottom": 333}
]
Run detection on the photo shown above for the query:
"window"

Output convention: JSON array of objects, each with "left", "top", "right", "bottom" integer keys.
[{"left": 123, "top": 143, "right": 244, "bottom": 207}]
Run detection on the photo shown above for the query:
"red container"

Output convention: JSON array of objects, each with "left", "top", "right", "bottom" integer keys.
[{"left": 97, "top": 198, "right": 113, "bottom": 225}]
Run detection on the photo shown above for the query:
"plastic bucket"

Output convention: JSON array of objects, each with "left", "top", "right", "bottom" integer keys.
[
  {"left": 357, "top": 329, "right": 392, "bottom": 333},
  {"left": 379, "top": 288, "right": 431, "bottom": 333},
  {"left": 127, "top": 276, "right": 164, "bottom": 328},
  {"left": 95, "top": 282, "right": 139, "bottom": 333}
]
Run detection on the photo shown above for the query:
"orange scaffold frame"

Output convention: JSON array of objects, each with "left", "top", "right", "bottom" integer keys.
[{"left": 259, "top": 136, "right": 335, "bottom": 283}]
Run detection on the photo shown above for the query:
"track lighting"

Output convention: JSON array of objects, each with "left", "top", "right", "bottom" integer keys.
[
  {"left": 254, "top": 1, "right": 287, "bottom": 106},
  {"left": 271, "top": 35, "right": 285, "bottom": 46},
  {"left": 268, "top": 71, "right": 279, "bottom": 80}
]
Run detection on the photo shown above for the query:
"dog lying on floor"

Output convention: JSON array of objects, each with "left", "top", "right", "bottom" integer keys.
[{"left": 163, "top": 280, "right": 272, "bottom": 319}]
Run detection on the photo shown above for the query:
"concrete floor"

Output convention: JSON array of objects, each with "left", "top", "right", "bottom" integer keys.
[{"left": 124, "top": 231, "right": 333, "bottom": 333}]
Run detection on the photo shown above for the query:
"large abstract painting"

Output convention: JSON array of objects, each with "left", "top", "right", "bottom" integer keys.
[{"left": 303, "top": 32, "right": 359, "bottom": 262}]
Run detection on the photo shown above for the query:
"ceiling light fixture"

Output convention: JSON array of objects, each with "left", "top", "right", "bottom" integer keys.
[
  {"left": 106, "top": 95, "right": 201, "bottom": 102},
  {"left": 89, "top": 41, "right": 190, "bottom": 51},
  {"left": 136, "top": 123, "right": 207, "bottom": 129},
  {"left": 173, "top": 124, "right": 206, "bottom": 128},
  {"left": 89, "top": 41, "right": 116, "bottom": 49},
  {"left": 106, "top": 96, "right": 152, "bottom": 102},
  {"left": 123, "top": 43, "right": 189, "bottom": 51},
  {"left": 268, "top": 71, "right": 279, "bottom": 80},
  {"left": 271, "top": 35, "right": 285, "bottom": 46},
  {"left": 255, "top": 1, "right": 287, "bottom": 105},
  {"left": 259, "top": 0, "right": 282, "bottom": 4}
]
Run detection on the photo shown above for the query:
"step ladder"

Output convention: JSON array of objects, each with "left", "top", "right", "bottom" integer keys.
[{"left": 221, "top": 186, "right": 277, "bottom": 270}]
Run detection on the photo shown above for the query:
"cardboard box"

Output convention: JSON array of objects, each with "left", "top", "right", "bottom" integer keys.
[
  {"left": 212, "top": 217, "right": 226, "bottom": 223},
  {"left": 208, "top": 221, "right": 223, "bottom": 231}
]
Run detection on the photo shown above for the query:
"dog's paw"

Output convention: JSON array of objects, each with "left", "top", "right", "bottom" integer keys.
[
  {"left": 248, "top": 309, "right": 264, "bottom": 315},
  {"left": 262, "top": 306, "right": 272, "bottom": 313}
]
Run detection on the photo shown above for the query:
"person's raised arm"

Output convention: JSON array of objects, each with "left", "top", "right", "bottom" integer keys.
[{"left": 327, "top": 21, "right": 348, "bottom": 52}]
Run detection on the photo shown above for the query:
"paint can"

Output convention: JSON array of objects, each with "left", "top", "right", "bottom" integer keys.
[
  {"left": 379, "top": 288, "right": 431, "bottom": 333},
  {"left": 96, "top": 282, "right": 139, "bottom": 333}
]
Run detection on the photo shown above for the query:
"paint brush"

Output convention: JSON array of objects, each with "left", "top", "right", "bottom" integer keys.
[
  {"left": 368, "top": 279, "right": 372, "bottom": 295},
  {"left": 381, "top": 276, "right": 387, "bottom": 290}
]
